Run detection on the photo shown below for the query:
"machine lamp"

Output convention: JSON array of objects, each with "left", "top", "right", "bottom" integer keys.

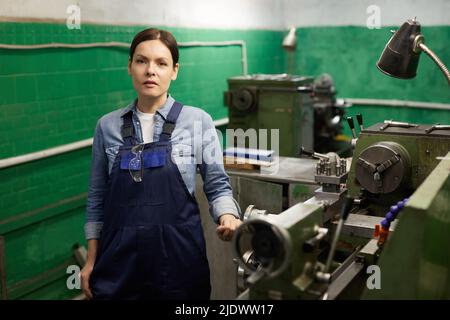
[
  {"left": 377, "top": 18, "right": 450, "bottom": 86},
  {"left": 282, "top": 26, "right": 297, "bottom": 51}
]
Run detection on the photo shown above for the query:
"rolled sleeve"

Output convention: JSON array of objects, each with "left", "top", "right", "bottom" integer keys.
[
  {"left": 85, "top": 120, "right": 109, "bottom": 240},
  {"left": 84, "top": 221, "right": 104, "bottom": 240},
  {"left": 198, "top": 111, "right": 241, "bottom": 223},
  {"left": 210, "top": 195, "right": 241, "bottom": 223}
]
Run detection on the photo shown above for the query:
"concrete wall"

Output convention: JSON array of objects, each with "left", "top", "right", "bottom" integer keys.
[
  {"left": 282, "top": 0, "right": 450, "bottom": 27},
  {"left": 2, "top": 0, "right": 448, "bottom": 29},
  {"left": 0, "top": 0, "right": 284, "bottom": 29}
]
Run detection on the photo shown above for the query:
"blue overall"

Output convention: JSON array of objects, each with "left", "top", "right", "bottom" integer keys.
[{"left": 89, "top": 102, "right": 211, "bottom": 299}]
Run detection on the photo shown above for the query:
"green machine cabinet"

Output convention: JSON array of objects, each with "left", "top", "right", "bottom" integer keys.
[{"left": 224, "top": 74, "right": 314, "bottom": 157}]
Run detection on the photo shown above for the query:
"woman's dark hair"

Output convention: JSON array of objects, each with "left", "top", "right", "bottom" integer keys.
[{"left": 129, "top": 28, "right": 179, "bottom": 65}]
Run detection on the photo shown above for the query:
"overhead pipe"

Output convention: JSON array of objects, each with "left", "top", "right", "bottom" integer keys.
[
  {"left": 0, "top": 40, "right": 248, "bottom": 75},
  {"left": 0, "top": 118, "right": 229, "bottom": 169}
]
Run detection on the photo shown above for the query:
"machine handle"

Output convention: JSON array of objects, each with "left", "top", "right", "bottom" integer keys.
[
  {"left": 356, "top": 113, "right": 364, "bottom": 131},
  {"left": 299, "top": 146, "right": 314, "bottom": 157},
  {"left": 346, "top": 116, "right": 357, "bottom": 138},
  {"left": 299, "top": 147, "right": 330, "bottom": 160},
  {"left": 296, "top": 86, "right": 314, "bottom": 93},
  {"left": 323, "top": 197, "right": 355, "bottom": 274},
  {"left": 303, "top": 228, "right": 328, "bottom": 253},
  {"left": 346, "top": 116, "right": 354, "bottom": 130}
]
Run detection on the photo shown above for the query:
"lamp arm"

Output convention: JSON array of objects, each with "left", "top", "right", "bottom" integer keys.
[{"left": 418, "top": 42, "right": 450, "bottom": 86}]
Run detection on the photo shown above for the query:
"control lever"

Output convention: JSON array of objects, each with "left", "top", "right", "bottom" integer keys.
[
  {"left": 296, "top": 86, "right": 314, "bottom": 93},
  {"left": 245, "top": 265, "right": 268, "bottom": 286},
  {"left": 356, "top": 113, "right": 364, "bottom": 131},
  {"left": 316, "top": 197, "right": 354, "bottom": 289},
  {"left": 346, "top": 116, "right": 357, "bottom": 139},
  {"left": 324, "top": 197, "right": 354, "bottom": 274},
  {"left": 299, "top": 147, "right": 329, "bottom": 160},
  {"left": 379, "top": 120, "right": 418, "bottom": 131},
  {"left": 425, "top": 124, "right": 450, "bottom": 134},
  {"left": 303, "top": 228, "right": 328, "bottom": 253}
]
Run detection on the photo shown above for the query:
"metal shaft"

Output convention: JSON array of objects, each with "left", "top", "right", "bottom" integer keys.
[{"left": 324, "top": 218, "right": 344, "bottom": 273}]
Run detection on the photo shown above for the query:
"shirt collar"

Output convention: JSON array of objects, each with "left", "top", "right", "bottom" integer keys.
[{"left": 120, "top": 94, "right": 175, "bottom": 121}]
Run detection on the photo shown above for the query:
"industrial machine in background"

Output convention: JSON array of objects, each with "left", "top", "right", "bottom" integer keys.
[
  {"left": 309, "top": 74, "right": 348, "bottom": 155},
  {"left": 229, "top": 18, "right": 450, "bottom": 300},
  {"left": 232, "top": 116, "right": 450, "bottom": 299},
  {"left": 224, "top": 73, "right": 349, "bottom": 158}
]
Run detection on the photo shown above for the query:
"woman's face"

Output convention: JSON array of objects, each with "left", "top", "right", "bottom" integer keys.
[{"left": 128, "top": 40, "right": 179, "bottom": 101}]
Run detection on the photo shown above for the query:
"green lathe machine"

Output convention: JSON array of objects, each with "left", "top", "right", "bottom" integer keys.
[
  {"left": 232, "top": 118, "right": 450, "bottom": 299},
  {"left": 224, "top": 73, "right": 348, "bottom": 157}
]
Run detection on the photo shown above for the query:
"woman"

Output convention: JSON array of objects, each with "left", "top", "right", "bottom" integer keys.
[{"left": 80, "top": 28, "right": 242, "bottom": 300}]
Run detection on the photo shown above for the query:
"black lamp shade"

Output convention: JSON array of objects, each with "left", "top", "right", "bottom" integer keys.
[{"left": 377, "top": 19, "right": 422, "bottom": 79}]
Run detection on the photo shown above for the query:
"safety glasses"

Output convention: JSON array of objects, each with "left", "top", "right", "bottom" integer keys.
[{"left": 129, "top": 144, "right": 145, "bottom": 182}]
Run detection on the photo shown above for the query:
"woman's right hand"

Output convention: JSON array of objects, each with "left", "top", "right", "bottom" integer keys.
[{"left": 80, "top": 262, "right": 94, "bottom": 299}]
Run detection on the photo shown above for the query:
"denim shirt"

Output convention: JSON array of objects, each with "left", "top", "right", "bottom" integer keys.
[{"left": 85, "top": 95, "right": 241, "bottom": 240}]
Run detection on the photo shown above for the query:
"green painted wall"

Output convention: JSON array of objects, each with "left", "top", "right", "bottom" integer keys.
[
  {"left": 0, "top": 21, "right": 286, "bottom": 299},
  {"left": 291, "top": 26, "right": 450, "bottom": 133},
  {"left": 0, "top": 22, "right": 285, "bottom": 157},
  {"left": 294, "top": 26, "right": 449, "bottom": 103},
  {"left": 0, "top": 21, "right": 448, "bottom": 299}
]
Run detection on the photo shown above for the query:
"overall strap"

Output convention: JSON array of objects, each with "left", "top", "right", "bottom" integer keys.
[
  {"left": 120, "top": 110, "right": 135, "bottom": 146},
  {"left": 159, "top": 101, "right": 183, "bottom": 142}
]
